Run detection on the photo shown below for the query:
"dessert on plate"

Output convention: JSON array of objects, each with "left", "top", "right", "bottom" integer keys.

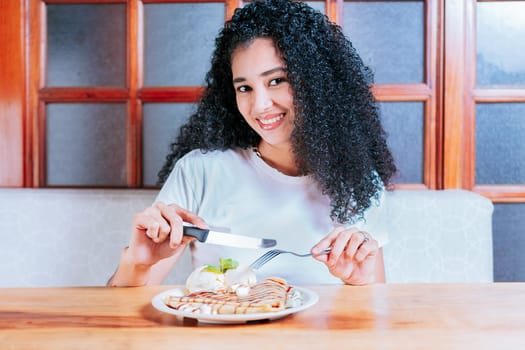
[{"left": 164, "top": 258, "right": 303, "bottom": 315}]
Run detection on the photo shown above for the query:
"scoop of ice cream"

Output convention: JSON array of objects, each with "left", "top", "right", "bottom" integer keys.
[
  {"left": 185, "top": 265, "right": 226, "bottom": 294},
  {"left": 224, "top": 265, "right": 256, "bottom": 286},
  {"left": 224, "top": 265, "right": 257, "bottom": 296}
]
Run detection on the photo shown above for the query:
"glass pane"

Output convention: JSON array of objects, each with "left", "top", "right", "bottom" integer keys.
[
  {"left": 142, "top": 103, "right": 195, "bottom": 187},
  {"left": 46, "top": 4, "right": 126, "bottom": 86},
  {"left": 477, "top": 2, "right": 525, "bottom": 86},
  {"left": 379, "top": 102, "right": 424, "bottom": 184},
  {"left": 475, "top": 103, "right": 525, "bottom": 184},
  {"left": 144, "top": 3, "right": 224, "bottom": 86},
  {"left": 306, "top": 1, "right": 325, "bottom": 13},
  {"left": 240, "top": 1, "right": 325, "bottom": 15},
  {"left": 46, "top": 103, "right": 127, "bottom": 186},
  {"left": 493, "top": 203, "right": 525, "bottom": 282},
  {"left": 342, "top": 1, "right": 424, "bottom": 84}
]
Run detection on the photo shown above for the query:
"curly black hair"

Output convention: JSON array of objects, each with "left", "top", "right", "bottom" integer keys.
[{"left": 158, "top": 0, "right": 397, "bottom": 224}]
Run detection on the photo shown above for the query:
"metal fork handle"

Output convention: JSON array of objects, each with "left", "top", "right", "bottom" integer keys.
[{"left": 284, "top": 247, "right": 332, "bottom": 257}]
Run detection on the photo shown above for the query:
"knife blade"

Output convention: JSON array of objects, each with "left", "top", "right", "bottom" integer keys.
[{"left": 183, "top": 226, "right": 276, "bottom": 249}]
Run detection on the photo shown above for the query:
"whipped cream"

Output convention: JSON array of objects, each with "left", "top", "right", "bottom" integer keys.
[
  {"left": 185, "top": 266, "right": 226, "bottom": 294},
  {"left": 185, "top": 264, "right": 257, "bottom": 296}
]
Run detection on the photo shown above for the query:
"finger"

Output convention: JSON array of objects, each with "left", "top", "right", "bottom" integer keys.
[
  {"left": 353, "top": 232, "right": 379, "bottom": 262},
  {"left": 133, "top": 211, "right": 164, "bottom": 243},
  {"left": 154, "top": 202, "right": 185, "bottom": 248},
  {"left": 311, "top": 226, "right": 344, "bottom": 257},
  {"left": 141, "top": 203, "right": 174, "bottom": 243},
  {"left": 164, "top": 204, "right": 208, "bottom": 244},
  {"left": 327, "top": 229, "right": 353, "bottom": 267},
  {"left": 340, "top": 230, "right": 367, "bottom": 261}
]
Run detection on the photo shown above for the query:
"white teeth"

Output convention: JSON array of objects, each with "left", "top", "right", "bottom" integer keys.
[{"left": 259, "top": 114, "right": 284, "bottom": 125}]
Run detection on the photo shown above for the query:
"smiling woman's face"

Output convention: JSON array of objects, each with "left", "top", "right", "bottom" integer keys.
[{"left": 231, "top": 38, "right": 295, "bottom": 151}]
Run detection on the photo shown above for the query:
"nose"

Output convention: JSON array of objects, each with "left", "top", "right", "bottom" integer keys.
[{"left": 252, "top": 87, "right": 273, "bottom": 114}]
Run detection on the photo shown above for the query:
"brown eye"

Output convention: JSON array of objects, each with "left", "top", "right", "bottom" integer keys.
[
  {"left": 269, "top": 77, "right": 286, "bottom": 86},
  {"left": 236, "top": 85, "right": 251, "bottom": 93}
]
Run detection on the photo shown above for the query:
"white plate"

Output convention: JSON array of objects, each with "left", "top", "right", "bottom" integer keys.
[{"left": 151, "top": 286, "right": 318, "bottom": 324}]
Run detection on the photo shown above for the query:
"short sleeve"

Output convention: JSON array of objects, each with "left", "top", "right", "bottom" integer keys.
[{"left": 155, "top": 152, "right": 200, "bottom": 213}]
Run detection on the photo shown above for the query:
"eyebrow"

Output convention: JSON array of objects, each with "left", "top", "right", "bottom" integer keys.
[{"left": 232, "top": 66, "right": 286, "bottom": 84}]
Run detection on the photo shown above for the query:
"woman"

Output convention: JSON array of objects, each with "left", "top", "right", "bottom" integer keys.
[{"left": 109, "top": 0, "right": 396, "bottom": 287}]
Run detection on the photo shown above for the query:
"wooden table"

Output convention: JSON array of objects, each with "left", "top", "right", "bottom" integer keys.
[{"left": 1, "top": 283, "right": 525, "bottom": 349}]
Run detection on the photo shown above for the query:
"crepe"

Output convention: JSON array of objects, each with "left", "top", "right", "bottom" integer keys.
[{"left": 164, "top": 277, "right": 293, "bottom": 314}]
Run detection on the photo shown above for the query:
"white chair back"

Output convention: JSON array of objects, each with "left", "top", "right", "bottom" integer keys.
[{"left": 383, "top": 189, "right": 494, "bottom": 283}]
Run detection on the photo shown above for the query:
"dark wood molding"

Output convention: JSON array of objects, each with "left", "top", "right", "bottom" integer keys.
[
  {"left": 138, "top": 87, "right": 204, "bottom": 102},
  {"left": 0, "top": 0, "right": 25, "bottom": 186}
]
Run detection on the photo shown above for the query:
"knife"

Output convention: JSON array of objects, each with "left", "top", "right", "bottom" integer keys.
[{"left": 183, "top": 226, "right": 276, "bottom": 249}]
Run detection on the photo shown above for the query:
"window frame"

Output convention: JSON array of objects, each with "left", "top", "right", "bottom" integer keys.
[
  {"left": 444, "top": 0, "right": 525, "bottom": 202},
  {"left": 2, "top": 0, "right": 521, "bottom": 203}
]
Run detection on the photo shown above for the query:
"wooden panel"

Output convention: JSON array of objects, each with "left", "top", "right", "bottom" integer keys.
[
  {"left": 0, "top": 0, "right": 25, "bottom": 187},
  {"left": 37, "top": 101, "right": 46, "bottom": 186},
  {"left": 462, "top": 0, "right": 476, "bottom": 190},
  {"left": 43, "top": 0, "right": 126, "bottom": 3},
  {"left": 470, "top": 2, "right": 524, "bottom": 202},
  {"left": 28, "top": 0, "right": 44, "bottom": 187},
  {"left": 225, "top": 0, "right": 242, "bottom": 19},
  {"left": 426, "top": 0, "right": 443, "bottom": 190},
  {"left": 39, "top": 87, "right": 129, "bottom": 101},
  {"left": 6, "top": 0, "right": 493, "bottom": 193},
  {"left": 474, "top": 89, "right": 525, "bottom": 103},
  {"left": 128, "top": 0, "right": 141, "bottom": 186},
  {"left": 35, "top": 1, "right": 135, "bottom": 187},
  {"left": 370, "top": 0, "right": 442, "bottom": 190},
  {"left": 474, "top": 185, "right": 525, "bottom": 203},
  {"left": 393, "top": 183, "right": 430, "bottom": 190},
  {"left": 443, "top": 0, "right": 468, "bottom": 189},
  {"left": 371, "top": 84, "right": 430, "bottom": 101},
  {"left": 326, "top": 0, "right": 343, "bottom": 25},
  {"left": 139, "top": 87, "right": 204, "bottom": 102}
]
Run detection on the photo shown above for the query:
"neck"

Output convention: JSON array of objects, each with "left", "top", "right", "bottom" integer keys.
[{"left": 255, "top": 142, "right": 301, "bottom": 176}]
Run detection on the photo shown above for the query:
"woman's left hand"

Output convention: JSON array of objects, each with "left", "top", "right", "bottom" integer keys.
[{"left": 311, "top": 227, "right": 379, "bottom": 285}]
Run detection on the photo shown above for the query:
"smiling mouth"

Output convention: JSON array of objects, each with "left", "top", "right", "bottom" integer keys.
[{"left": 257, "top": 113, "right": 285, "bottom": 130}]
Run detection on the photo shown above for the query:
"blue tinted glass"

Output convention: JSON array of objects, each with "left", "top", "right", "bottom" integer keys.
[
  {"left": 379, "top": 102, "right": 424, "bottom": 184},
  {"left": 493, "top": 203, "right": 525, "bottom": 282},
  {"left": 306, "top": 1, "right": 325, "bottom": 13},
  {"left": 477, "top": 2, "right": 525, "bottom": 86},
  {"left": 46, "top": 103, "right": 127, "bottom": 186},
  {"left": 46, "top": 4, "right": 126, "bottom": 86},
  {"left": 142, "top": 103, "right": 195, "bottom": 186},
  {"left": 343, "top": 1, "right": 424, "bottom": 84},
  {"left": 144, "top": 3, "right": 224, "bottom": 86},
  {"left": 476, "top": 103, "right": 525, "bottom": 184}
]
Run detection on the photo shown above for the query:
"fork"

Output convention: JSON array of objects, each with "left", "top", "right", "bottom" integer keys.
[{"left": 249, "top": 247, "right": 332, "bottom": 270}]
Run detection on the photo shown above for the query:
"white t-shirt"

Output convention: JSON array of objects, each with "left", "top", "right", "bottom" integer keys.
[{"left": 156, "top": 148, "right": 388, "bottom": 285}]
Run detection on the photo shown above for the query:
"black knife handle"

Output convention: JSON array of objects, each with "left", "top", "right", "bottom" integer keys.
[{"left": 182, "top": 226, "right": 210, "bottom": 242}]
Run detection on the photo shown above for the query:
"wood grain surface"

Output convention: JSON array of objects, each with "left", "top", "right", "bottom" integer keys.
[{"left": 1, "top": 283, "right": 524, "bottom": 349}]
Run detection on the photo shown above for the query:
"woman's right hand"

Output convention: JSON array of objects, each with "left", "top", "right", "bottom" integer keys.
[{"left": 127, "top": 202, "right": 207, "bottom": 267}]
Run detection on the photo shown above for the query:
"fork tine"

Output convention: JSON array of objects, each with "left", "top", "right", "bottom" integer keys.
[
  {"left": 250, "top": 251, "right": 274, "bottom": 270},
  {"left": 249, "top": 253, "right": 266, "bottom": 269},
  {"left": 250, "top": 250, "right": 281, "bottom": 270},
  {"left": 249, "top": 247, "right": 331, "bottom": 270}
]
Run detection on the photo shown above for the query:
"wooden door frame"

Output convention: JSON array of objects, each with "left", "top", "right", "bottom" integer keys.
[
  {"left": 444, "top": 0, "right": 525, "bottom": 202},
  {"left": 0, "top": 0, "right": 26, "bottom": 187},
  {"left": 12, "top": 0, "right": 525, "bottom": 197}
]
